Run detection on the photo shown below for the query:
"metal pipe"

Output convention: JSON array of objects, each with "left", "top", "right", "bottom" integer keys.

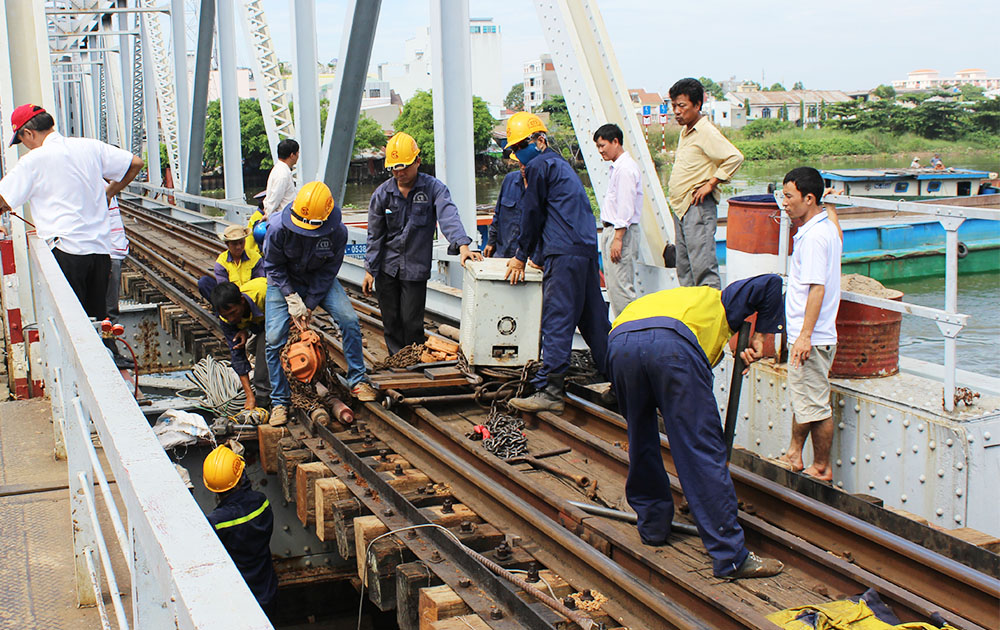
[
  {"left": 46, "top": 7, "right": 169, "bottom": 14},
  {"left": 567, "top": 500, "right": 701, "bottom": 536},
  {"left": 942, "top": 224, "right": 960, "bottom": 412},
  {"left": 78, "top": 472, "right": 131, "bottom": 630},
  {"left": 290, "top": 0, "right": 320, "bottom": 182},
  {"left": 83, "top": 548, "right": 113, "bottom": 630},
  {"left": 724, "top": 320, "right": 751, "bottom": 460},
  {"left": 216, "top": 0, "right": 244, "bottom": 201}
]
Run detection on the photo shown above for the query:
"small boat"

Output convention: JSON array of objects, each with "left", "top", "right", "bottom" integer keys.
[{"left": 821, "top": 167, "right": 999, "bottom": 199}]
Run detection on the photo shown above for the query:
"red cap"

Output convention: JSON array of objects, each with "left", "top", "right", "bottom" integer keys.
[{"left": 10, "top": 104, "right": 47, "bottom": 146}]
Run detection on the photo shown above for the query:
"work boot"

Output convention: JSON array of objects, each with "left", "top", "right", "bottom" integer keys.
[
  {"left": 720, "top": 552, "right": 783, "bottom": 579},
  {"left": 269, "top": 405, "right": 288, "bottom": 427},
  {"left": 509, "top": 374, "right": 565, "bottom": 413},
  {"left": 352, "top": 381, "right": 377, "bottom": 402}
]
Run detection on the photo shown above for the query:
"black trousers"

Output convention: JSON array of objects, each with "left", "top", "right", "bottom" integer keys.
[
  {"left": 52, "top": 249, "right": 111, "bottom": 320},
  {"left": 374, "top": 272, "right": 427, "bottom": 355}
]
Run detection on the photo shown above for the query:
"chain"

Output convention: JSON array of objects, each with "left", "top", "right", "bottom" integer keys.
[
  {"left": 481, "top": 410, "right": 528, "bottom": 459},
  {"left": 280, "top": 327, "right": 343, "bottom": 412},
  {"left": 372, "top": 343, "right": 426, "bottom": 371}
]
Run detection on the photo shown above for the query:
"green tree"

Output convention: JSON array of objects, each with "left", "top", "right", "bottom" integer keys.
[
  {"left": 792, "top": 81, "right": 804, "bottom": 90},
  {"left": 958, "top": 84, "right": 986, "bottom": 100},
  {"left": 203, "top": 98, "right": 272, "bottom": 172},
  {"left": 743, "top": 118, "right": 792, "bottom": 139},
  {"left": 872, "top": 84, "right": 896, "bottom": 100},
  {"left": 968, "top": 97, "right": 1000, "bottom": 134},
  {"left": 392, "top": 90, "right": 497, "bottom": 164},
  {"left": 504, "top": 83, "right": 524, "bottom": 111},
  {"left": 537, "top": 95, "right": 583, "bottom": 162},
  {"left": 904, "top": 101, "right": 964, "bottom": 139},
  {"left": 698, "top": 76, "right": 725, "bottom": 100},
  {"left": 353, "top": 113, "right": 387, "bottom": 154},
  {"left": 768, "top": 82, "right": 786, "bottom": 92}
]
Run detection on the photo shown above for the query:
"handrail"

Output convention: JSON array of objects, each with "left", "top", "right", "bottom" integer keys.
[
  {"left": 127, "top": 181, "right": 255, "bottom": 224},
  {"left": 28, "top": 236, "right": 271, "bottom": 629},
  {"left": 782, "top": 193, "right": 1000, "bottom": 411}
]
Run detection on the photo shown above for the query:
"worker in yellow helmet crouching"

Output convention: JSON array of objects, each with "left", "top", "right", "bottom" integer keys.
[{"left": 203, "top": 445, "right": 278, "bottom": 610}]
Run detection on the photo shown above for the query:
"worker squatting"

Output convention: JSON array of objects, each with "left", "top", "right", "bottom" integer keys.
[{"left": 0, "top": 77, "right": 850, "bottom": 610}]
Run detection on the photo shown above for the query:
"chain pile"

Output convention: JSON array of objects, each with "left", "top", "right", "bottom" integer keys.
[
  {"left": 280, "top": 327, "right": 337, "bottom": 413},
  {"left": 372, "top": 343, "right": 426, "bottom": 371},
  {"left": 481, "top": 410, "right": 528, "bottom": 459}
]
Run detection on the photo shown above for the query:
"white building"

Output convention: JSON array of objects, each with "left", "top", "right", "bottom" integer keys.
[
  {"left": 892, "top": 68, "right": 1000, "bottom": 91},
  {"left": 710, "top": 98, "right": 746, "bottom": 128},
  {"left": 377, "top": 19, "right": 504, "bottom": 114},
  {"left": 523, "top": 54, "right": 561, "bottom": 112},
  {"left": 719, "top": 90, "right": 852, "bottom": 129}
]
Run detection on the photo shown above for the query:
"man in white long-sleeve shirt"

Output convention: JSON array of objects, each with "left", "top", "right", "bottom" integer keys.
[
  {"left": 594, "top": 123, "right": 643, "bottom": 317},
  {"left": 262, "top": 139, "right": 299, "bottom": 217}
]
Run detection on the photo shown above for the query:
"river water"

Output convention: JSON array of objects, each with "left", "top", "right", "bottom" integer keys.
[{"left": 337, "top": 152, "right": 1000, "bottom": 379}]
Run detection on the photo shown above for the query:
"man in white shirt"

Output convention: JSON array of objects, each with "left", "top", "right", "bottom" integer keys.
[
  {"left": 778, "top": 167, "right": 842, "bottom": 482},
  {"left": 0, "top": 104, "right": 143, "bottom": 320},
  {"left": 106, "top": 195, "right": 129, "bottom": 319},
  {"left": 262, "top": 139, "right": 299, "bottom": 217},
  {"left": 593, "top": 123, "right": 643, "bottom": 317}
]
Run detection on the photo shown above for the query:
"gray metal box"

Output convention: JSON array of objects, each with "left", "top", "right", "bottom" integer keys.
[{"left": 459, "top": 259, "right": 543, "bottom": 366}]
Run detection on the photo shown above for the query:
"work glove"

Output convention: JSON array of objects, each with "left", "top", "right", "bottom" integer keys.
[{"left": 286, "top": 292, "right": 308, "bottom": 319}]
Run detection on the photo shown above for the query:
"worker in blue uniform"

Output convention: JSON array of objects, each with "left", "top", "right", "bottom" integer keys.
[
  {"left": 264, "top": 181, "right": 376, "bottom": 428},
  {"left": 203, "top": 444, "right": 278, "bottom": 610},
  {"left": 363, "top": 132, "right": 482, "bottom": 355},
  {"left": 607, "top": 273, "right": 785, "bottom": 579},
  {"left": 483, "top": 157, "right": 526, "bottom": 259},
  {"left": 211, "top": 277, "right": 270, "bottom": 411},
  {"left": 503, "top": 112, "right": 611, "bottom": 413}
]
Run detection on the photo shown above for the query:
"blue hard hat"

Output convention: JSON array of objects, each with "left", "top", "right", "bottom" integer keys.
[{"left": 252, "top": 219, "right": 267, "bottom": 246}]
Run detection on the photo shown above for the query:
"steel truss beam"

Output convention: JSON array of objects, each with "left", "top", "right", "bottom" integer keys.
[{"left": 238, "top": 0, "right": 294, "bottom": 162}]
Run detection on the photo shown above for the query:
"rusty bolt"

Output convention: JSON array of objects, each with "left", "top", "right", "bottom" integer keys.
[
  {"left": 495, "top": 541, "right": 511, "bottom": 560},
  {"left": 458, "top": 577, "right": 472, "bottom": 588},
  {"left": 843, "top": 550, "right": 854, "bottom": 563},
  {"left": 562, "top": 597, "right": 577, "bottom": 610},
  {"left": 580, "top": 589, "right": 594, "bottom": 601},
  {"left": 347, "top": 470, "right": 356, "bottom": 479},
  {"left": 441, "top": 498, "right": 454, "bottom": 514},
  {"left": 383, "top": 508, "right": 394, "bottom": 517},
  {"left": 406, "top": 530, "right": 417, "bottom": 539},
  {"left": 416, "top": 486, "right": 426, "bottom": 494},
  {"left": 379, "top": 448, "right": 390, "bottom": 461},
  {"left": 364, "top": 435, "right": 374, "bottom": 446},
  {"left": 350, "top": 424, "right": 360, "bottom": 435},
  {"left": 429, "top": 550, "right": 442, "bottom": 563},
  {"left": 459, "top": 520, "right": 473, "bottom": 533},
  {"left": 425, "top": 483, "right": 436, "bottom": 494},
  {"left": 394, "top": 463, "right": 404, "bottom": 476},
  {"left": 364, "top": 488, "right": 373, "bottom": 497},
  {"left": 490, "top": 608, "right": 503, "bottom": 620},
  {"left": 527, "top": 562, "right": 540, "bottom": 583}
]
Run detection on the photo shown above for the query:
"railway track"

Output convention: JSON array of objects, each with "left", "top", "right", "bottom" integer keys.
[{"left": 117, "top": 194, "right": 1000, "bottom": 630}]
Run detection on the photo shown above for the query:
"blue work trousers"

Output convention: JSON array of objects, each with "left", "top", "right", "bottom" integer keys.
[
  {"left": 265, "top": 282, "right": 366, "bottom": 407},
  {"left": 533, "top": 254, "right": 611, "bottom": 387},
  {"left": 607, "top": 326, "right": 748, "bottom": 576}
]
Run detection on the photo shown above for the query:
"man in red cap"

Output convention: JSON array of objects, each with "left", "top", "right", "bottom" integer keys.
[{"left": 0, "top": 104, "right": 144, "bottom": 319}]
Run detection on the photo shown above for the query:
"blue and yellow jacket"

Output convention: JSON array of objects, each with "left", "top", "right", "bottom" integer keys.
[
  {"left": 213, "top": 248, "right": 264, "bottom": 289},
  {"left": 219, "top": 277, "right": 267, "bottom": 376},
  {"left": 206, "top": 483, "right": 277, "bottom": 606}
]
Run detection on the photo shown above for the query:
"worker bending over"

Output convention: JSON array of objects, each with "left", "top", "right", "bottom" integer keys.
[
  {"left": 211, "top": 278, "right": 270, "bottom": 410},
  {"left": 483, "top": 155, "right": 526, "bottom": 258},
  {"left": 504, "top": 112, "right": 611, "bottom": 413},
  {"left": 199, "top": 224, "right": 264, "bottom": 302},
  {"left": 264, "top": 182, "right": 375, "bottom": 427},
  {"left": 203, "top": 445, "right": 278, "bottom": 610},
  {"left": 363, "top": 132, "right": 482, "bottom": 355},
  {"left": 607, "top": 274, "right": 784, "bottom": 579}
]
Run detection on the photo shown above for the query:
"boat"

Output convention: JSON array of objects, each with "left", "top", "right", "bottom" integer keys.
[{"left": 821, "top": 167, "right": 999, "bottom": 199}]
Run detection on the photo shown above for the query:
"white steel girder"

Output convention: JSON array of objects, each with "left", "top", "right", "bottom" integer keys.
[
  {"left": 531, "top": 0, "right": 674, "bottom": 270},
  {"left": 239, "top": 0, "right": 295, "bottom": 162},
  {"left": 139, "top": 0, "right": 183, "bottom": 184}
]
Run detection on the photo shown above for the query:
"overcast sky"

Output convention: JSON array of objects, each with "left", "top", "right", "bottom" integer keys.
[{"left": 253, "top": 0, "right": 998, "bottom": 96}]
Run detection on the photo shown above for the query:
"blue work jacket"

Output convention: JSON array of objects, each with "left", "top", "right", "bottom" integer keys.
[
  {"left": 487, "top": 170, "right": 525, "bottom": 258},
  {"left": 206, "top": 484, "right": 278, "bottom": 606},
  {"left": 514, "top": 148, "right": 599, "bottom": 263},
  {"left": 365, "top": 173, "right": 472, "bottom": 281},
  {"left": 219, "top": 286, "right": 265, "bottom": 376},
  {"left": 264, "top": 203, "right": 348, "bottom": 310}
]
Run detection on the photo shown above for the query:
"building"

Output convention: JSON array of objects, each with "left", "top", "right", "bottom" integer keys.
[
  {"left": 377, "top": 19, "right": 504, "bottom": 113},
  {"left": 892, "top": 68, "right": 1000, "bottom": 91},
  {"left": 717, "top": 90, "right": 852, "bottom": 129},
  {"left": 523, "top": 54, "right": 561, "bottom": 112},
  {"left": 469, "top": 18, "right": 503, "bottom": 114}
]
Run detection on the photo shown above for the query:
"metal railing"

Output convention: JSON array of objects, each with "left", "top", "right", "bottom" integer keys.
[
  {"left": 127, "top": 181, "right": 254, "bottom": 224},
  {"left": 783, "top": 194, "right": 999, "bottom": 411},
  {"left": 29, "top": 237, "right": 271, "bottom": 629}
]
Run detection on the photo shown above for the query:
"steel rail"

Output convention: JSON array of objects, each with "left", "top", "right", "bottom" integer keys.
[{"left": 551, "top": 394, "right": 999, "bottom": 629}]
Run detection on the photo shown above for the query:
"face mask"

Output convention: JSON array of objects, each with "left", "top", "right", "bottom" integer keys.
[{"left": 514, "top": 142, "right": 542, "bottom": 165}]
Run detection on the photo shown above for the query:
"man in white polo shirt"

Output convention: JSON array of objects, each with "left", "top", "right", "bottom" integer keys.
[
  {"left": 594, "top": 123, "right": 643, "bottom": 317},
  {"left": 262, "top": 138, "right": 298, "bottom": 217},
  {"left": 778, "top": 166, "right": 842, "bottom": 482},
  {"left": 0, "top": 104, "right": 144, "bottom": 320}
]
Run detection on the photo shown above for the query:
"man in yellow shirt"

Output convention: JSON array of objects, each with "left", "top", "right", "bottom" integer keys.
[
  {"left": 667, "top": 78, "right": 744, "bottom": 289},
  {"left": 197, "top": 224, "right": 264, "bottom": 302},
  {"left": 607, "top": 273, "right": 784, "bottom": 579}
]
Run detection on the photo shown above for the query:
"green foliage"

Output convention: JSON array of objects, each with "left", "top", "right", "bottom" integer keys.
[
  {"left": 391, "top": 90, "right": 497, "bottom": 165},
  {"left": 765, "top": 82, "right": 786, "bottom": 92},
  {"left": 203, "top": 98, "right": 272, "bottom": 172},
  {"left": 393, "top": 90, "right": 436, "bottom": 163},
  {"left": 824, "top": 97, "right": 990, "bottom": 140},
  {"left": 903, "top": 100, "right": 964, "bottom": 139},
  {"left": 504, "top": 83, "right": 524, "bottom": 111},
  {"left": 958, "top": 84, "right": 986, "bottom": 101},
  {"left": 743, "top": 118, "right": 793, "bottom": 139},
  {"left": 698, "top": 76, "right": 725, "bottom": 100},
  {"left": 872, "top": 84, "right": 896, "bottom": 99},
  {"left": 734, "top": 132, "right": 877, "bottom": 160},
  {"left": 968, "top": 97, "right": 1000, "bottom": 134},
  {"left": 792, "top": 81, "right": 804, "bottom": 90},
  {"left": 353, "top": 114, "right": 387, "bottom": 153},
  {"left": 538, "top": 95, "right": 583, "bottom": 162}
]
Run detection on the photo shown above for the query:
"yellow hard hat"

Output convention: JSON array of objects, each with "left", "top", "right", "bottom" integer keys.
[
  {"left": 385, "top": 132, "right": 420, "bottom": 170},
  {"left": 203, "top": 445, "right": 245, "bottom": 493},
  {"left": 504, "top": 112, "right": 547, "bottom": 149},
  {"left": 290, "top": 181, "right": 334, "bottom": 231}
]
